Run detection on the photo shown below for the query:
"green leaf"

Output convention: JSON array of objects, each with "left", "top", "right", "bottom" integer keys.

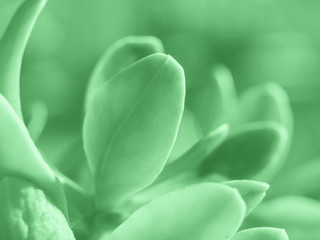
[
  {"left": 26, "top": 100, "right": 48, "bottom": 142},
  {"left": 167, "top": 106, "right": 202, "bottom": 163},
  {"left": 239, "top": 82, "right": 293, "bottom": 180},
  {"left": 159, "top": 124, "right": 229, "bottom": 182},
  {"left": 0, "top": 177, "right": 75, "bottom": 240},
  {"left": 0, "top": 94, "right": 67, "bottom": 215},
  {"left": 223, "top": 180, "right": 269, "bottom": 216},
  {"left": 127, "top": 124, "right": 229, "bottom": 209},
  {"left": 104, "top": 183, "right": 245, "bottom": 240},
  {"left": 0, "top": 0, "right": 47, "bottom": 117},
  {"left": 232, "top": 227, "right": 288, "bottom": 240},
  {"left": 85, "top": 36, "right": 164, "bottom": 109},
  {"left": 199, "top": 122, "right": 288, "bottom": 179},
  {"left": 83, "top": 53, "right": 185, "bottom": 210},
  {"left": 188, "top": 64, "right": 238, "bottom": 134},
  {"left": 239, "top": 82, "right": 293, "bottom": 134},
  {"left": 249, "top": 196, "right": 320, "bottom": 240}
]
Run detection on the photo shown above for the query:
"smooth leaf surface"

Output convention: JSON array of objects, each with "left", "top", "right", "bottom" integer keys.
[
  {"left": 167, "top": 106, "right": 202, "bottom": 163},
  {"left": 199, "top": 122, "right": 288, "bottom": 179},
  {"left": 83, "top": 53, "right": 185, "bottom": 209},
  {"left": 232, "top": 227, "right": 288, "bottom": 240},
  {"left": 223, "top": 180, "right": 269, "bottom": 215},
  {"left": 249, "top": 196, "right": 320, "bottom": 240},
  {"left": 159, "top": 124, "right": 229, "bottom": 182},
  {"left": 0, "top": 0, "right": 47, "bottom": 117},
  {"left": 188, "top": 64, "right": 238, "bottom": 134},
  {"left": 239, "top": 83, "right": 292, "bottom": 180},
  {"left": 104, "top": 183, "right": 245, "bottom": 240},
  {"left": 85, "top": 36, "right": 164, "bottom": 108},
  {"left": 0, "top": 94, "right": 67, "bottom": 214},
  {"left": 128, "top": 124, "right": 229, "bottom": 209},
  {"left": 239, "top": 82, "right": 293, "bottom": 134},
  {"left": 0, "top": 177, "right": 75, "bottom": 240}
]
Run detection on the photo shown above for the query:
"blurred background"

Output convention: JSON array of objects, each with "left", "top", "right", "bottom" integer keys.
[
  {"left": 1, "top": 0, "right": 320, "bottom": 176},
  {"left": 2, "top": 0, "right": 320, "bottom": 192}
]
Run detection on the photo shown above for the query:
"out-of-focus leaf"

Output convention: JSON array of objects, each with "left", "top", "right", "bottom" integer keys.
[
  {"left": 167, "top": 106, "right": 202, "bottom": 163},
  {"left": 232, "top": 227, "right": 288, "bottom": 240},
  {"left": 0, "top": 177, "right": 75, "bottom": 240},
  {"left": 26, "top": 101, "right": 48, "bottom": 142},
  {"left": 128, "top": 124, "right": 229, "bottom": 209},
  {"left": 0, "top": 95, "right": 67, "bottom": 215},
  {"left": 159, "top": 124, "right": 229, "bottom": 181},
  {"left": 104, "top": 183, "right": 245, "bottom": 240},
  {"left": 199, "top": 122, "right": 288, "bottom": 179},
  {"left": 269, "top": 158, "right": 320, "bottom": 198},
  {"left": 0, "top": 0, "right": 47, "bottom": 117},
  {"left": 240, "top": 82, "right": 293, "bottom": 134},
  {"left": 249, "top": 196, "right": 320, "bottom": 240},
  {"left": 189, "top": 64, "right": 238, "bottom": 134},
  {"left": 223, "top": 180, "right": 269, "bottom": 216},
  {"left": 85, "top": 36, "right": 164, "bottom": 108},
  {"left": 83, "top": 53, "right": 185, "bottom": 210},
  {"left": 239, "top": 82, "right": 292, "bottom": 180},
  {"left": 239, "top": 82, "right": 292, "bottom": 130}
]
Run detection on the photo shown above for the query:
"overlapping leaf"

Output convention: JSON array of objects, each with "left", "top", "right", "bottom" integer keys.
[
  {"left": 0, "top": 0, "right": 47, "bottom": 117},
  {"left": 0, "top": 95, "right": 67, "bottom": 214},
  {"left": 85, "top": 36, "right": 164, "bottom": 108},
  {"left": 232, "top": 227, "right": 288, "bottom": 240},
  {"left": 223, "top": 180, "right": 269, "bottom": 216},
  {"left": 199, "top": 122, "right": 288, "bottom": 179},
  {"left": 104, "top": 183, "right": 245, "bottom": 240},
  {"left": 83, "top": 53, "right": 185, "bottom": 210}
]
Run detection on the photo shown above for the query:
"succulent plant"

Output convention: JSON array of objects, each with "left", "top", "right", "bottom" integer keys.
[{"left": 2, "top": 1, "right": 320, "bottom": 240}]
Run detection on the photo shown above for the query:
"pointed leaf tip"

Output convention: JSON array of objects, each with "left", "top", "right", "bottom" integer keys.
[{"left": 223, "top": 180, "right": 269, "bottom": 215}]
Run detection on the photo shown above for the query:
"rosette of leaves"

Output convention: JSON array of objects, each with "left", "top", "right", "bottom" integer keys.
[{"left": 0, "top": 1, "right": 291, "bottom": 240}]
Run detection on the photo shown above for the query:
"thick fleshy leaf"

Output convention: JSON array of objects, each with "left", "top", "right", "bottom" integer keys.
[
  {"left": 249, "top": 196, "right": 320, "bottom": 240},
  {"left": 199, "top": 122, "right": 288, "bottom": 179},
  {"left": 232, "top": 227, "right": 288, "bottom": 240},
  {"left": 0, "top": 177, "right": 75, "bottom": 240},
  {"left": 223, "top": 180, "right": 269, "bottom": 216},
  {"left": 167, "top": 106, "right": 202, "bottom": 163},
  {"left": 128, "top": 124, "right": 229, "bottom": 209},
  {"left": 85, "top": 36, "right": 164, "bottom": 108},
  {"left": 188, "top": 64, "right": 238, "bottom": 134},
  {"left": 83, "top": 53, "right": 185, "bottom": 209},
  {"left": 239, "top": 82, "right": 293, "bottom": 134},
  {"left": 159, "top": 124, "right": 229, "bottom": 182},
  {"left": 239, "top": 83, "right": 293, "bottom": 180},
  {"left": 104, "top": 183, "right": 245, "bottom": 240},
  {"left": 0, "top": 0, "right": 47, "bottom": 117},
  {"left": 0, "top": 95, "right": 67, "bottom": 214}
]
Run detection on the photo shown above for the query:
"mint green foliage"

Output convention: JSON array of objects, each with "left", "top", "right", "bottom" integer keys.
[
  {"left": 84, "top": 53, "right": 185, "bottom": 210},
  {"left": 1, "top": 0, "right": 320, "bottom": 240},
  {"left": 232, "top": 227, "right": 288, "bottom": 240}
]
